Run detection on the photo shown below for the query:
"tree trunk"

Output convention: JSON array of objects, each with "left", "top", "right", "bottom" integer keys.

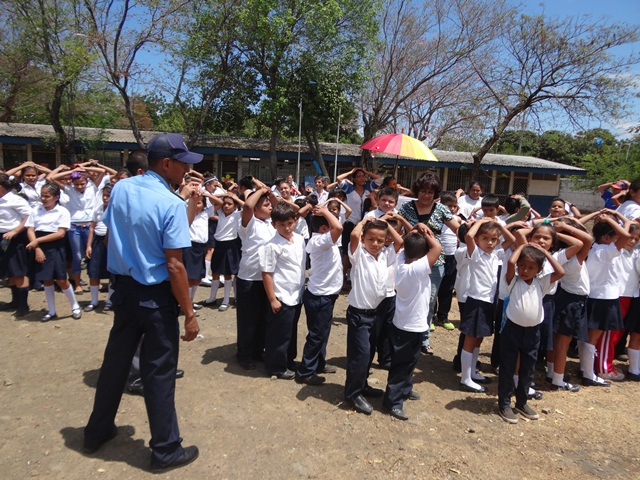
[
  {"left": 49, "top": 82, "right": 76, "bottom": 163},
  {"left": 268, "top": 124, "right": 279, "bottom": 180},
  {"left": 118, "top": 87, "right": 145, "bottom": 149},
  {"left": 304, "top": 130, "right": 328, "bottom": 176}
]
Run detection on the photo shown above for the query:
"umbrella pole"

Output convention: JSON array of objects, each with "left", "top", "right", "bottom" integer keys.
[{"left": 393, "top": 156, "right": 399, "bottom": 178}]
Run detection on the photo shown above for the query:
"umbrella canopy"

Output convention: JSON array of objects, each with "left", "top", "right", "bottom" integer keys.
[{"left": 360, "top": 133, "right": 438, "bottom": 162}]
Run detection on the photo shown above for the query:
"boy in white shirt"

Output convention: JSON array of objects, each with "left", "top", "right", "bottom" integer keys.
[
  {"left": 345, "top": 217, "right": 403, "bottom": 415},
  {"left": 296, "top": 206, "right": 343, "bottom": 385},
  {"left": 383, "top": 225, "right": 441, "bottom": 421},
  {"left": 365, "top": 188, "right": 398, "bottom": 219},
  {"left": 260, "top": 203, "right": 307, "bottom": 379}
]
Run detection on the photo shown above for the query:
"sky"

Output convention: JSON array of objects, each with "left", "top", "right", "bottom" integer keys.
[{"left": 521, "top": 1, "right": 640, "bottom": 137}]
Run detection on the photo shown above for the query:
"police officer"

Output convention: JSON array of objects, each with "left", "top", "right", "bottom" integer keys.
[{"left": 84, "top": 133, "right": 201, "bottom": 473}]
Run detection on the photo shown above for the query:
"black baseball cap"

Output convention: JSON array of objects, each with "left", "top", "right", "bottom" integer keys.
[{"left": 146, "top": 133, "right": 203, "bottom": 164}]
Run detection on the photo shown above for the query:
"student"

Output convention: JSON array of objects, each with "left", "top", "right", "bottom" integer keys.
[
  {"left": 460, "top": 218, "right": 515, "bottom": 392},
  {"left": 365, "top": 187, "right": 398, "bottom": 219},
  {"left": 456, "top": 181, "right": 483, "bottom": 220},
  {"left": 0, "top": 173, "right": 32, "bottom": 317},
  {"left": 470, "top": 194, "right": 503, "bottom": 222},
  {"left": 309, "top": 175, "right": 329, "bottom": 203},
  {"left": 595, "top": 223, "right": 640, "bottom": 381},
  {"left": 383, "top": 226, "right": 441, "bottom": 421},
  {"left": 500, "top": 194, "right": 532, "bottom": 224},
  {"left": 203, "top": 193, "right": 244, "bottom": 311},
  {"left": 435, "top": 191, "right": 462, "bottom": 330},
  {"left": 235, "top": 184, "right": 277, "bottom": 370},
  {"left": 296, "top": 205, "right": 344, "bottom": 385},
  {"left": 25, "top": 183, "right": 81, "bottom": 321},
  {"left": 344, "top": 217, "right": 402, "bottom": 415},
  {"left": 6, "top": 161, "right": 52, "bottom": 208},
  {"left": 582, "top": 211, "right": 631, "bottom": 386},
  {"left": 84, "top": 184, "right": 113, "bottom": 312},
  {"left": 498, "top": 244, "right": 564, "bottom": 424},
  {"left": 452, "top": 223, "right": 472, "bottom": 372},
  {"left": 260, "top": 203, "right": 307, "bottom": 379}
]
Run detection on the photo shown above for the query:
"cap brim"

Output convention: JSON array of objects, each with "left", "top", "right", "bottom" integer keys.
[{"left": 175, "top": 151, "right": 203, "bottom": 164}]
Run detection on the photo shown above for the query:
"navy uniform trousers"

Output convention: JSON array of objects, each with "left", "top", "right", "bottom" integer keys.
[
  {"left": 297, "top": 290, "right": 339, "bottom": 378},
  {"left": 84, "top": 276, "right": 184, "bottom": 466},
  {"left": 383, "top": 324, "right": 423, "bottom": 410},
  {"left": 345, "top": 306, "right": 379, "bottom": 401},
  {"left": 265, "top": 302, "right": 302, "bottom": 376},
  {"left": 235, "top": 278, "right": 268, "bottom": 363}
]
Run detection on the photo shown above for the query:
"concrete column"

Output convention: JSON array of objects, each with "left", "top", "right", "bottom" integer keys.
[
  {"left": 236, "top": 155, "right": 243, "bottom": 179},
  {"left": 122, "top": 149, "right": 129, "bottom": 169},
  {"left": 0, "top": 143, "right": 4, "bottom": 170},
  {"left": 26, "top": 144, "right": 33, "bottom": 163},
  {"left": 442, "top": 167, "right": 449, "bottom": 191},
  {"left": 508, "top": 171, "right": 514, "bottom": 194},
  {"left": 55, "top": 145, "right": 61, "bottom": 166},
  {"left": 490, "top": 170, "right": 497, "bottom": 193}
]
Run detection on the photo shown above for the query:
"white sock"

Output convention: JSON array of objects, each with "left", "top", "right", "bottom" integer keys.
[
  {"left": 222, "top": 280, "right": 232, "bottom": 304},
  {"left": 461, "top": 350, "right": 481, "bottom": 389},
  {"left": 552, "top": 372, "right": 565, "bottom": 387},
  {"left": 628, "top": 348, "right": 640, "bottom": 375},
  {"left": 90, "top": 285, "right": 99, "bottom": 305},
  {"left": 547, "top": 361, "right": 554, "bottom": 379},
  {"left": 580, "top": 342, "right": 596, "bottom": 381},
  {"left": 207, "top": 280, "right": 220, "bottom": 302},
  {"left": 44, "top": 285, "right": 56, "bottom": 315},
  {"left": 205, "top": 260, "right": 212, "bottom": 281},
  {"left": 513, "top": 374, "right": 519, "bottom": 389},
  {"left": 62, "top": 286, "right": 79, "bottom": 311},
  {"left": 528, "top": 386, "right": 536, "bottom": 395},
  {"left": 471, "top": 347, "right": 485, "bottom": 380},
  {"left": 190, "top": 286, "right": 197, "bottom": 302},
  {"left": 106, "top": 286, "right": 114, "bottom": 303}
]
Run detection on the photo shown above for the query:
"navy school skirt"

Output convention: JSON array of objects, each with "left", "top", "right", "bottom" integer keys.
[
  {"left": 209, "top": 238, "right": 240, "bottom": 276},
  {"left": 459, "top": 297, "right": 494, "bottom": 338},
  {"left": 32, "top": 231, "right": 67, "bottom": 281},
  {"left": 87, "top": 234, "right": 109, "bottom": 280},
  {"left": 586, "top": 297, "right": 622, "bottom": 331},
  {"left": 183, "top": 241, "right": 207, "bottom": 281},
  {"left": 553, "top": 286, "right": 588, "bottom": 341},
  {"left": 0, "top": 230, "right": 30, "bottom": 277}
]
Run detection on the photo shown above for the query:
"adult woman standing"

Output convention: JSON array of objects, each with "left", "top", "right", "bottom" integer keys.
[
  {"left": 399, "top": 172, "right": 460, "bottom": 354},
  {"left": 0, "top": 174, "right": 32, "bottom": 316},
  {"left": 456, "top": 181, "right": 483, "bottom": 220}
]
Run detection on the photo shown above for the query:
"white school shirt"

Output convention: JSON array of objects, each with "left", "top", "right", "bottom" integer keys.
[
  {"left": 306, "top": 231, "right": 343, "bottom": 296},
  {"left": 505, "top": 274, "right": 553, "bottom": 328},
  {"left": 383, "top": 245, "right": 397, "bottom": 298},
  {"left": 498, "top": 247, "right": 515, "bottom": 301},
  {"left": 586, "top": 243, "right": 622, "bottom": 300},
  {"left": 540, "top": 249, "right": 571, "bottom": 296},
  {"left": 259, "top": 232, "right": 306, "bottom": 306},
  {"left": 214, "top": 209, "right": 241, "bottom": 241},
  {"left": 294, "top": 216, "right": 309, "bottom": 240},
  {"left": 348, "top": 242, "right": 394, "bottom": 310},
  {"left": 457, "top": 195, "right": 482, "bottom": 220},
  {"left": 557, "top": 249, "right": 590, "bottom": 296},
  {"left": 63, "top": 183, "right": 98, "bottom": 223},
  {"left": 393, "top": 252, "right": 432, "bottom": 332},
  {"left": 20, "top": 178, "right": 45, "bottom": 208},
  {"left": 91, "top": 203, "right": 108, "bottom": 237},
  {"left": 25, "top": 204, "right": 71, "bottom": 233},
  {"left": 309, "top": 190, "right": 329, "bottom": 204},
  {"left": 238, "top": 215, "right": 276, "bottom": 281},
  {"left": 0, "top": 191, "right": 31, "bottom": 233},
  {"left": 440, "top": 224, "right": 458, "bottom": 256},
  {"left": 454, "top": 246, "right": 471, "bottom": 303},
  {"left": 617, "top": 200, "right": 640, "bottom": 221},
  {"left": 364, "top": 207, "right": 397, "bottom": 219},
  {"left": 189, "top": 205, "right": 214, "bottom": 244},
  {"left": 618, "top": 247, "right": 640, "bottom": 298},
  {"left": 465, "top": 246, "right": 504, "bottom": 302}
]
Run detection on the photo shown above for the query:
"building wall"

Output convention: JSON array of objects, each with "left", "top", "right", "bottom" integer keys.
[{"left": 559, "top": 178, "right": 602, "bottom": 213}]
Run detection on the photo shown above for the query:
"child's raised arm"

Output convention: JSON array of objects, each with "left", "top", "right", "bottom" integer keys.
[
  {"left": 464, "top": 218, "right": 487, "bottom": 255},
  {"left": 380, "top": 214, "right": 404, "bottom": 253},
  {"left": 241, "top": 185, "right": 270, "bottom": 227},
  {"left": 506, "top": 243, "right": 525, "bottom": 285},
  {"left": 315, "top": 205, "right": 343, "bottom": 243},
  {"left": 531, "top": 243, "right": 565, "bottom": 283},
  {"left": 553, "top": 222, "right": 585, "bottom": 260},
  {"left": 498, "top": 222, "right": 516, "bottom": 251},
  {"left": 414, "top": 224, "right": 442, "bottom": 267},
  {"left": 349, "top": 217, "right": 368, "bottom": 255}
]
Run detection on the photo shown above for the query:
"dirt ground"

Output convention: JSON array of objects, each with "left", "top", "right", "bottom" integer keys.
[{"left": 1, "top": 282, "right": 639, "bottom": 480}]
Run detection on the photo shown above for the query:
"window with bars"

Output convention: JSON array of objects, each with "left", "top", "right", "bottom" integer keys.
[{"left": 512, "top": 172, "right": 529, "bottom": 196}]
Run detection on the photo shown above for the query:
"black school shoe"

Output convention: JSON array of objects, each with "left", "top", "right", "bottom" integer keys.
[
  {"left": 83, "top": 426, "right": 118, "bottom": 454},
  {"left": 150, "top": 445, "right": 199, "bottom": 474}
]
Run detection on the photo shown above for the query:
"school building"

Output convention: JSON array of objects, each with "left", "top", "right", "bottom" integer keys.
[{"left": 0, "top": 122, "right": 586, "bottom": 212}]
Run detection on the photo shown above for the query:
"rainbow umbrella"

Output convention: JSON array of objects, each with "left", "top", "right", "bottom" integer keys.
[{"left": 360, "top": 133, "right": 438, "bottom": 175}]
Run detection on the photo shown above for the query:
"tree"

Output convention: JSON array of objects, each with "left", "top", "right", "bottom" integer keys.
[
  {"left": 81, "top": 0, "right": 188, "bottom": 148},
  {"left": 467, "top": 13, "right": 640, "bottom": 178}
]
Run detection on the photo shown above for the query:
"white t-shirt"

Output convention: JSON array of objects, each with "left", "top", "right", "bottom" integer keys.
[
  {"left": 466, "top": 246, "right": 504, "bottom": 302},
  {"left": 309, "top": 190, "right": 329, "bottom": 204},
  {"left": 457, "top": 195, "right": 482, "bottom": 220},
  {"left": 618, "top": 247, "right": 640, "bottom": 298},
  {"left": 505, "top": 274, "right": 553, "bottom": 327},
  {"left": 214, "top": 209, "right": 241, "bottom": 241},
  {"left": 440, "top": 224, "right": 458, "bottom": 256},
  {"left": 294, "top": 216, "right": 309, "bottom": 240},
  {"left": 617, "top": 200, "right": 640, "bottom": 221},
  {"left": 586, "top": 243, "right": 622, "bottom": 299},
  {"left": 20, "top": 178, "right": 45, "bottom": 208},
  {"left": 91, "top": 202, "right": 108, "bottom": 237},
  {"left": 364, "top": 207, "right": 397, "bottom": 219},
  {"left": 348, "top": 242, "right": 394, "bottom": 310},
  {"left": 25, "top": 204, "right": 71, "bottom": 233},
  {"left": 63, "top": 183, "right": 98, "bottom": 223},
  {"left": 259, "top": 232, "right": 306, "bottom": 306},
  {"left": 0, "top": 191, "right": 31, "bottom": 233},
  {"left": 557, "top": 249, "right": 590, "bottom": 296},
  {"left": 393, "top": 252, "right": 432, "bottom": 332},
  {"left": 498, "top": 247, "right": 515, "bottom": 301},
  {"left": 189, "top": 205, "right": 214, "bottom": 244},
  {"left": 306, "top": 231, "right": 343, "bottom": 296},
  {"left": 238, "top": 216, "right": 275, "bottom": 281},
  {"left": 454, "top": 246, "right": 471, "bottom": 303}
]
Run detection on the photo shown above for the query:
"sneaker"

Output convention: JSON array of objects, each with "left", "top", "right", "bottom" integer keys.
[
  {"left": 599, "top": 369, "right": 625, "bottom": 382},
  {"left": 498, "top": 406, "right": 518, "bottom": 424},
  {"left": 218, "top": 304, "right": 229, "bottom": 312},
  {"left": 514, "top": 404, "right": 539, "bottom": 420},
  {"left": 430, "top": 323, "right": 436, "bottom": 332},
  {"left": 72, "top": 308, "right": 82, "bottom": 319},
  {"left": 442, "top": 322, "right": 455, "bottom": 330}
]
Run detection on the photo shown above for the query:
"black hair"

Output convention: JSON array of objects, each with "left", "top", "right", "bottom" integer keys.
[
  {"left": 528, "top": 223, "right": 559, "bottom": 252},
  {"left": 101, "top": 184, "right": 113, "bottom": 195},
  {"left": 621, "top": 178, "right": 640, "bottom": 202},
  {"left": 457, "top": 223, "right": 470, "bottom": 244},
  {"left": 275, "top": 178, "right": 290, "bottom": 189},
  {"left": 503, "top": 196, "right": 520, "bottom": 214},
  {"left": 0, "top": 173, "right": 21, "bottom": 192},
  {"left": 314, "top": 174, "right": 324, "bottom": 182},
  {"left": 404, "top": 231, "right": 429, "bottom": 259},
  {"left": 411, "top": 172, "right": 442, "bottom": 198},
  {"left": 41, "top": 182, "right": 61, "bottom": 199},
  {"left": 481, "top": 194, "right": 500, "bottom": 209},
  {"left": 519, "top": 246, "right": 546, "bottom": 272},
  {"left": 328, "top": 188, "right": 346, "bottom": 201},
  {"left": 271, "top": 202, "right": 296, "bottom": 223},
  {"left": 386, "top": 218, "right": 399, "bottom": 230},
  {"left": 327, "top": 199, "right": 341, "bottom": 211},
  {"left": 362, "top": 197, "right": 374, "bottom": 213},
  {"left": 476, "top": 221, "right": 500, "bottom": 237},
  {"left": 378, "top": 187, "right": 399, "bottom": 203},
  {"left": 125, "top": 149, "right": 149, "bottom": 176},
  {"left": 362, "top": 219, "right": 388, "bottom": 236},
  {"left": 630, "top": 223, "right": 640, "bottom": 234},
  {"left": 550, "top": 197, "right": 566, "bottom": 206},
  {"left": 467, "top": 180, "right": 483, "bottom": 192},
  {"left": 294, "top": 197, "right": 307, "bottom": 209},
  {"left": 306, "top": 195, "right": 318, "bottom": 207},
  {"left": 592, "top": 220, "right": 616, "bottom": 244},
  {"left": 311, "top": 214, "right": 329, "bottom": 232},
  {"left": 352, "top": 169, "right": 366, "bottom": 180},
  {"left": 239, "top": 176, "right": 254, "bottom": 190},
  {"left": 439, "top": 191, "right": 457, "bottom": 204},
  {"left": 381, "top": 176, "right": 396, "bottom": 188}
]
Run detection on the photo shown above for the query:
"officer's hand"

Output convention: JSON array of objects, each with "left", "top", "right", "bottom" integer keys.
[{"left": 181, "top": 313, "right": 200, "bottom": 342}]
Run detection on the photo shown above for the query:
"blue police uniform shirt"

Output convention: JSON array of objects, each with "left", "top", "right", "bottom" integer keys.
[{"left": 103, "top": 170, "right": 191, "bottom": 285}]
